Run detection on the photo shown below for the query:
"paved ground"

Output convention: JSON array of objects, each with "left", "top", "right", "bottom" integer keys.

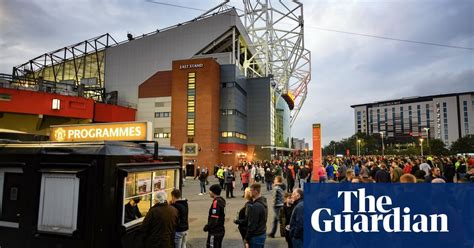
[{"left": 182, "top": 176, "right": 289, "bottom": 248}]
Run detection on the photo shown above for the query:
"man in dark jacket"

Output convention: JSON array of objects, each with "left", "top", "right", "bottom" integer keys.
[
  {"left": 124, "top": 197, "right": 142, "bottom": 223},
  {"left": 289, "top": 188, "right": 304, "bottom": 248},
  {"left": 375, "top": 163, "right": 391, "bottom": 183},
  {"left": 141, "top": 191, "right": 178, "bottom": 248},
  {"left": 204, "top": 184, "right": 226, "bottom": 248},
  {"left": 425, "top": 167, "right": 447, "bottom": 183},
  {"left": 269, "top": 176, "right": 285, "bottom": 238},
  {"left": 171, "top": 189, "right": 189, "bottom": 248},
  {"left": 246, "top": 183, "right": 268, "bottom": 248}
]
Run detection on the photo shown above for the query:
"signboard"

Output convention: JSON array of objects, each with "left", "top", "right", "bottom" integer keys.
[
  {"left": 304, "top": 184, "right": 474, "bottom": 248},
  {"left": 179, "top": 63, "right": 203, "bottom": 70},
  {"left": 50, "top": 121, "right": 152, "bottom": 142},
  {"left": 312, "top": 123, "right": 322, "bottom": 181},
  {"left": 182, "top": 143, "right": 198, "bottom": 156}
]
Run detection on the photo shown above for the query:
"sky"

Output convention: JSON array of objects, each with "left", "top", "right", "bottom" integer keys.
[{"left": 1, "top": 0, "right": 473, "bottom": 147}]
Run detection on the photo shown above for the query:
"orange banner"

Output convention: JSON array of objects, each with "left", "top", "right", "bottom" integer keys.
[
  {"left": 50, "top": 122, "right": 152, "bottom": 142},
  {"left": 312, "top": 123, "right": 322, "bottom": 182}
]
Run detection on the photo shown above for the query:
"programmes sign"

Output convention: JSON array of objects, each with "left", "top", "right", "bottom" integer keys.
[
  {"left": 304, "top": 184, "right": 474, "bottom": 248},
  {"left": 50, "top": 121, "right": 152, "bottom": 142}
]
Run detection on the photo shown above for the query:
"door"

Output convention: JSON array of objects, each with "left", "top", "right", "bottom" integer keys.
[
  {"left": 186, "top": 164, "right": 195, "bottom": 177},
  {"left": 1, "top": 173, "right": 22, "bottom": 222}
]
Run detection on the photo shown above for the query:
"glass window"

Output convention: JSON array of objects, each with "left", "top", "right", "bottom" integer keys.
[
  {"left": 187, "top": 130, "right": 195, "bottom": 136},
  {"left": 188, "top": 107, "right": 195, "bottom": 112},
  {"left": 188, "top": 73, "right": 196, "bottom": 78},
  {"left": 188, "top": 101, "right": 195, "bottom": 107},
  {"left": 188, "top": 83, "right": 195, "bottom": 89},
  {"left": 123, "top": 169, "right": 179, "bottom": 227},
  {"left": 37, "top": 173, "right": 80, "bottom": 234}
]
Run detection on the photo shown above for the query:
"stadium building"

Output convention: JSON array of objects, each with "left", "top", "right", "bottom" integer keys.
[
  {"left": 1, "top": 2, "right": 311, "bottom": 170},
  {"left": 351, "top": 92, "right": 474, "bottom": 146}
]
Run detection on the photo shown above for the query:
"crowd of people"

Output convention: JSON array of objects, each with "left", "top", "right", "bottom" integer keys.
[
  {"left": 318, "top": 155, "right": 474, "bottom": 183},
  {"left": 138, "top": 154, "right": 474, "bottom": 248}
]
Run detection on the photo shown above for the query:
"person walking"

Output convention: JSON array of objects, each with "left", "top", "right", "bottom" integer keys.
[
  {"left": 241, "top": 167, "right": 250, "bottom": 193},
  {"left": 280, "top": 193, "right": 294, "bottom": 248},
  {"left": 264, "top": 168, "right": 274, "bottom": 191},
  {"left": 204, "top": 184, "right": 226, "bottom": 248},
  {"left": 225, "top": 166, "right": 235, "bottom": 198},
  {"left": 287, "top": 164, "right": 295, "bottom": 193},
  {"left": 141, "top": 191, "right": 178, "bottom": 248},
  {"left": 298, "top": 165, "right": 309, "bottom": 191},
  {"left": 198, "top": 169, "right": 208, "bottom": 195},
  {"left": 217, "top": 166, "right": 225, "bottom": 189},
  {"left": 245, "top": 183, "right": 268, "bottom": 248},
  {"left": 194, "top": 166, "right": 201, "bottom": 180},
  {"left": 171, "top": 189, "right": 189, "bottom": 248},
  {"left": 268, "top": 176, "right": 285, "bottom": 238},
  {"left": 250, "top": 165, "right": 257, "bottom": 184},
  {"left": 234, "top": 188, "right": 253, "bottom": 243},
  {"left": 288, "top": 189, "right": 304, "bottom": 248}
]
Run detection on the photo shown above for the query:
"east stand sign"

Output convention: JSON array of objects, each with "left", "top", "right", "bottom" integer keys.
[
  {"left": 304, "top": 183, "right": 474, "bottom": 248},
  {"left": 50, "top": 121, "right": 153, "bottom": 142}
]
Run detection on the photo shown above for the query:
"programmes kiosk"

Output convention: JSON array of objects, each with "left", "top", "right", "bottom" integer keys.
[{"left": 0, "top": 122, "right": 182, "bottom": 248}]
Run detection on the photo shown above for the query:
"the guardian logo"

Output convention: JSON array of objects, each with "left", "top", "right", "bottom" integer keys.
[{"left": 311, "top": 188, "right": 449, "bottom": 233}]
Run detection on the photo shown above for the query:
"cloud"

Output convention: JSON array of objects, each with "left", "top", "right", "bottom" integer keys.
[{"left": 0, "top": 0, "right": 472, "bottom": 148}]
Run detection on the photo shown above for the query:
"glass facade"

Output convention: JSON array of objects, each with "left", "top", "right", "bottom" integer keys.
[
  {"left": 408, "top": 105, "right": 413, "bottom": 132},
  {"left": 187, "top": 73, "right": 196, "bottom": 137},
  {"left": 463, "top": 101, "right": 469, "bottom": 134},
  {"left": 356, "top": 111, "right": 362, "bottom": 132},
  {"left": 275, "top": 95, "right": 291, "bottom": 147},
  {"left": 443, "top": 102, "right": 448, "bottom": 141}
]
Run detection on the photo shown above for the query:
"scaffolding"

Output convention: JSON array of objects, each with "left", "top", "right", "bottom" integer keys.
[{"left": 241, "top": 0, "right": 311, "bottom": 126}]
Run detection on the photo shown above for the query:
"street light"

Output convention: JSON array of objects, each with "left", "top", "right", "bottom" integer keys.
[
  {"left": 420, "top": 138, "right": 424, "bottom": 156},
  {"left": 357, "top": 139, "right": 361, "bottom": 156},
  {"left": 379, "top": 132, "right": 385, "bottom": 156},
  {"left": 423, "top": 127, "right": 430, "bottom": 154}
]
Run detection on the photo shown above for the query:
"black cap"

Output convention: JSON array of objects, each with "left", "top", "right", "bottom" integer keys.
[{"left": 209, "top": 184, "right": 222, "bottom": 195}]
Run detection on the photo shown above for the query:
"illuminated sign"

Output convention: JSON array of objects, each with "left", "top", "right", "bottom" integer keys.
[
  {"left": 50, "top": 122, "right": 152, "bottom": 142},
  {"left": 179, "top": 63, "right": 203, "bottom": 70}
]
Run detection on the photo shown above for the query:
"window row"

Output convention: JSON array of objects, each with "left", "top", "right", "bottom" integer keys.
[
  {"left": 154, "top": 132, "right": 171, "bottom": 139},
  {"left": 155, "top": 112, "right": 171, "bottom": 118},
  {"left": 220, "top": 109, "right": 247, "bottom": 118},
  {"left": 187, "top": 72, "right": 196, "bottom": 137},
  {"left": 221, "top": 131, "right": 247, "bottom": 140}
]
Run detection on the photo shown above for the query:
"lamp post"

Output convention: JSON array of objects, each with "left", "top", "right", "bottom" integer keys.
[
  {"left": 420, "top": 138, "right": 424, "bottom": 156},
  {"left": 357, "top": 139, "right": 361, "bottom": 156},
  {"left": 423, "top": 127, "right": 430, "bottom": 154},
  {"left": 379, "top": 132, "right": 385, "bottom": 156}
]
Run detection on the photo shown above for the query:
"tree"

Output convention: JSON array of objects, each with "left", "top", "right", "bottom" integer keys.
[
  {"left": 450, "top": 135, "right": 474, "bottom": 154},
  {"left": 427, "top": 138, "right": 449, "bottom": 156}
]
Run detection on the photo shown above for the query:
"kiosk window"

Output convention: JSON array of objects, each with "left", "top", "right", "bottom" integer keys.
[
  {"left": 123, "top": 169, "right": 179, "bottom": 227},
  {"left": 0, "top": 169, "right": 23, "bottom": 228},
  {"left": 37, "top": 173, "right": 80, "bottom": 234}
]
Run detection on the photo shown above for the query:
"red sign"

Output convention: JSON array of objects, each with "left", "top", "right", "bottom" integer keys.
[{"left": 312, "top": 123, "right": 322, "bottom": 182}]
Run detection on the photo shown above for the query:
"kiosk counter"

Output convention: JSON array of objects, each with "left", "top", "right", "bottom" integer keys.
[{"left": 0, "top": 140, "right": 182, "bottom": 248}]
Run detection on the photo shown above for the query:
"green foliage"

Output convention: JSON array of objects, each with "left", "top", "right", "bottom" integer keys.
[
  {"left": 450, "top": 135, "right": 474, "bottom": 154},
  {"left": 322, "top": 134, "right": 452, "bottom": 156}
]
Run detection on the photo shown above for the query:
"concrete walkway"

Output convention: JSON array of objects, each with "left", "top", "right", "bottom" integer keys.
[{"left": 182, "top": 176, "right": 289, "bottom": 248}]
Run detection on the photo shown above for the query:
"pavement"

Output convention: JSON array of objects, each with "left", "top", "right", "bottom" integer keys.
[{"left": 182, "top": 176, "right": 289, "bottom": 248}]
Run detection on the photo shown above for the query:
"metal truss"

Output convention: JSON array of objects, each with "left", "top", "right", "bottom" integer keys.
[
  {"left": 12, "top": 33, "right": 117, "bottom": 101},
  {"left": 241, "top": 0, "right": 311, "bottom": 126}
]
